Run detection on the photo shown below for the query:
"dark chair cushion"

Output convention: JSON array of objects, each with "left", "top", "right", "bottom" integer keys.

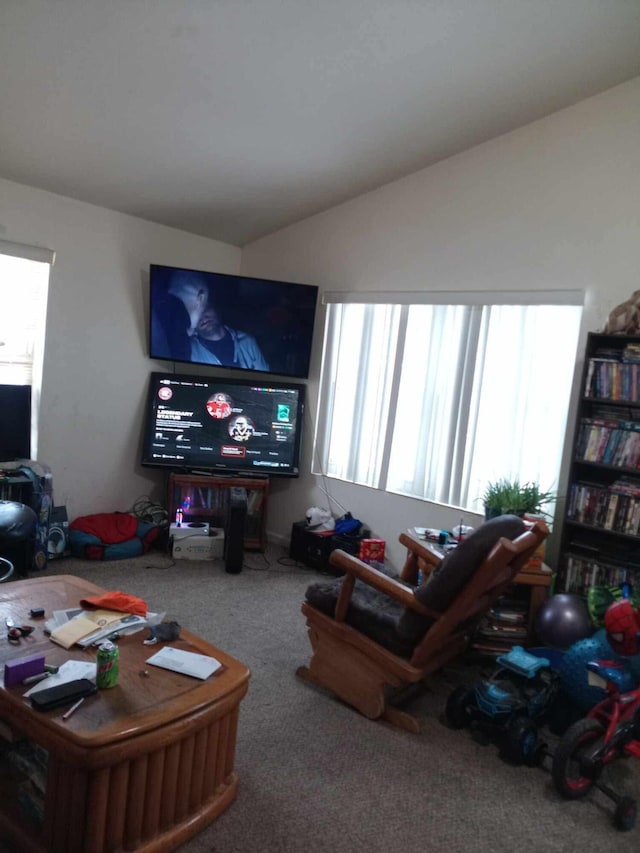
[
  {"left": 397, "top": 515, "right": 525, "bottom": 642},
  {"left": 305, "top": 516, "right": 527, "bottom": 658},
  {"left": 305, "top": 563, "right": 416, "bottom": 658}
]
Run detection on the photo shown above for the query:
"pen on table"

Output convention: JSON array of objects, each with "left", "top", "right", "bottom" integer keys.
[
  {"left": 23, "top": 672, "right": 50, "bottom": 686},
  {"left": 62, "top": 697, "right": 85, "bottom": 721}
]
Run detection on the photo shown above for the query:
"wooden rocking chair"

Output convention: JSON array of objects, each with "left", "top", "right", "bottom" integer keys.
[{"left": 297, "top": 515, "right": 549, "bottom": 733}]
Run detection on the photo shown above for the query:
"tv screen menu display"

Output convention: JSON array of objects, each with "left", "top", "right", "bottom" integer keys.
[{"left": 141, "top": 372, "right": 305, "bottom": 477}]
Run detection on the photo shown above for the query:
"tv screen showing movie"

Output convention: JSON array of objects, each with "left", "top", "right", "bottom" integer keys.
[
  {"left": 149, "top": 263, "right": 319, "bottom": 379},
  {"left": 141, "top": 372, "right": 306, "bottom": 477}
]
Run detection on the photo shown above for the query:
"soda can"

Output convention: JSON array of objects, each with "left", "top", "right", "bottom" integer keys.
[{"left": 96, "top": 640, "right": 119, "bottom": 689}]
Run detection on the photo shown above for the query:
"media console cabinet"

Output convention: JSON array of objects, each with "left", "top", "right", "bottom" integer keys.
[
  {"left": 0, "top": 575, "right": 250, "bottom": 852},
  {"left": 167, "top": 472, "right": 269, "bottom": 551}
]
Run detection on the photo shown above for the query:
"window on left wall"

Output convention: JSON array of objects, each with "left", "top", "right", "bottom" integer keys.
[{"left": 0, "top": 242, "right": 54, "bottom": 459}]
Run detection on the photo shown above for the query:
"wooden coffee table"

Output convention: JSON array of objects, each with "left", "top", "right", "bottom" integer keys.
[{"left": 0, "top": 574, "right": 250, "bottom": 853}]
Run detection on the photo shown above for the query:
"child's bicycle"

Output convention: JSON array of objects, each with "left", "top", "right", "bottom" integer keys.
[{"left": 551, "top": 658, "right": 640, "bottom": 831}]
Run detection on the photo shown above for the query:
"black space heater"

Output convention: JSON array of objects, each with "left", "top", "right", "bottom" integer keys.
[{"left": 225, "top": 487, "right": 247, "bottom": 574}]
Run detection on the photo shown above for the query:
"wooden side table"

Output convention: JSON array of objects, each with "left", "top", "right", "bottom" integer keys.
[
  {"left": 514, "top": 564, "right": 553, "bottom": 642},
  {"left": 401, "top": 531, "right": 553, "bottom": 645}
]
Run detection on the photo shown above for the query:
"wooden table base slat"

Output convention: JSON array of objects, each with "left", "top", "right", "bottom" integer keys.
[
  {"left": 105, "top": 760, "right": 130, "bottom": 851},
  {"left": 141, "top": 747, "right": 165, "bottom": 841}
]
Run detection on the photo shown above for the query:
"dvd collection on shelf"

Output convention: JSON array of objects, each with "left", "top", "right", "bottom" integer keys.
[
  {"left": 170, "top": 482, "right": 264, "bottom": 518},
  {"left": 575, "top": 410, "right": 640, "bottom": 468},
  {"left": 562, "top": 551, "right": 640, "bottom": 596},
  {"left": 559, "top": 333, "right": 640, "bottom": 596},
  {"left": 168, "top": 472, "right": 269, "bottom": 551},
  {"left": 566, "top": 478, "right": 640, "bottom": 535},
  {"left": 583, "top": 342, "right": 640, "bottom": 401}
]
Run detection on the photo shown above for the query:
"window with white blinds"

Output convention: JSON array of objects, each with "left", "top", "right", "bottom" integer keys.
[
  {"left": 313, "top": 291, "right": 583, "bottom": 514},
  {"left": 0, "top": 242, "right": 53, "bottom": 457}
]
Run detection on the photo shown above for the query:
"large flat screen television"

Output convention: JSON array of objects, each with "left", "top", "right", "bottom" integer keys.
[
  {"left": 141, "top": 372, "right": 306, "bottom": 477},
  {"left": 149, "top": 263, "right": 318, "bottom": 379}
]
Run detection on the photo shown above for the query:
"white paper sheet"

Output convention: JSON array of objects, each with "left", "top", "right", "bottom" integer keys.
[
  {"left": 23, "top": 660, "right": 97, "bottom": 697},
  {"left": 145, "top": 647, "right": 221, "bottom": 680}
]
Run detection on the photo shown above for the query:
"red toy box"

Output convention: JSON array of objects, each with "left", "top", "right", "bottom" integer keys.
[{"left": 359, "top": 539, "right": 385, "bottom": 564}]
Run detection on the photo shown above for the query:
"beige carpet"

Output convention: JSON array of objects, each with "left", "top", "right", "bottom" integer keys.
[{"left": 6, "top": 544, "right": 640, "bottom": 852}]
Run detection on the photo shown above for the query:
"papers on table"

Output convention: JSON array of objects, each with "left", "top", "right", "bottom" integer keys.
[
  {"left": 146, "top": 647, "right": 222, "bottom": 680},
  {"left": 49, "top": 609, "right": 129, "bottom": 649},
  {"left": 48, "top": 609, "right": 162, "bottom": 649},
  {"left": 23, "top": 660, "right": 97, "bottom": 697},
  {"left": 75, "top": 614, "right": 154, "bottom": 648},
  {"left": 44, "top": 608, "right": 84, "bottom": 633},
  {"left": 413, "top": 526, "right": 448, "bottom": 541}
]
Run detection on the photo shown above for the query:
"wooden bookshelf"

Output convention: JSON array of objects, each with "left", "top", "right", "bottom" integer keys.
[
  {"left": 168, "top": 472, "right": 269, "bottom": 551},
  {"left": 558, "top": 332, "right": 640, "bottom": 594}
]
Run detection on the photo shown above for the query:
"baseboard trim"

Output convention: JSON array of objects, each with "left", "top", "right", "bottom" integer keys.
[{"left": 265, "top": 530, "right": 289, "bottom": 547}]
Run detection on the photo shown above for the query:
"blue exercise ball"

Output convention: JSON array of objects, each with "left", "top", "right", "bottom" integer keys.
[{"left": 535, "top": 593, "right": 593, "bottom": 649}]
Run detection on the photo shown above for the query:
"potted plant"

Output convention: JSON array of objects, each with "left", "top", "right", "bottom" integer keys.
[
  {"left": 481, "top": 478, "right": 555, "bottom": 520},
  {"left": 518, "top": 481, "right": 556, "bottom": 518}
]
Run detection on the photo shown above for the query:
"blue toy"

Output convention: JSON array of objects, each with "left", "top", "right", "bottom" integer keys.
[
  {"left": 557, "top": 629, "right": 640, "bottom": 712},
  {"left": 445, "top": 645, "right": 561, "bottom": 765}
]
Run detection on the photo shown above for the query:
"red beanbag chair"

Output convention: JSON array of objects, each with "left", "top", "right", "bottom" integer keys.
[{"left": 69, "top": 513, "right": 159, "bottom": 560}]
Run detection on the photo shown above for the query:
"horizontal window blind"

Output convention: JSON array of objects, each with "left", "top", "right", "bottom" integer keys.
[{"left": 314, "top": 293, "right": 583, "bottom": 514}]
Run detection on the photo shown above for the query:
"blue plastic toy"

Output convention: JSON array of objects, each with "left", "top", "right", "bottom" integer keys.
[{"left": 445, "top": 646, "right": 561, "bottom": 765}]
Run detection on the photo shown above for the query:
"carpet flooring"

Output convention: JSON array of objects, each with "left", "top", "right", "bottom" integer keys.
[{"left": 5, "top": 544, "right": 640, "bottom": 852}]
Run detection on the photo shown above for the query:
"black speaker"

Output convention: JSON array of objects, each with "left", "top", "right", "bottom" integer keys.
[
  {"left": 47, "top": 506, "right": 70, "bottom": 560},
  {"left": 225, "top": 487, "right": 247, "bottom": 574},
  {"left": 289, "top": 521, "right": 372, "bottom": 575},
  {"left": 289, "top": 521, "right": 337, "bottom": 572}
]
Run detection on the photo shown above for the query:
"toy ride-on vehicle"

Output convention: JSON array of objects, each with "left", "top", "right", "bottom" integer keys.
[{"left": 445, "top": 645, "right": 561, "bottom": 765}]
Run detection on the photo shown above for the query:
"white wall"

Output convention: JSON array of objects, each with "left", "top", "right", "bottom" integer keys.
[
  {"left": 0, "top": 179, "right": 241, "bottom": 519},
  {"left": 1, "top": 78, "right": 638, "bottom": 570},
  {"left": 242, "top": 77, "right": 640, "bottom": 568}
]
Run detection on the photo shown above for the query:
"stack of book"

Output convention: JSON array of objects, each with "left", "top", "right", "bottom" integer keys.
[{"left": 471, "top": 598, "right": 529, "bottom": 656}]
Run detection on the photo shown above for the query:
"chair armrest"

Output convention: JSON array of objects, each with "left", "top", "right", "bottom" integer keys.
[
  {"left": 329, "top": 549, "right": 440, "bottom": 622},
  {"left": 397, "top": 532, "right": 442, "bottom": 584}
]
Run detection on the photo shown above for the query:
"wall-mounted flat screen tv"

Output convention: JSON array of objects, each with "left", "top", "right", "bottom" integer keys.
[
  {"left": 149, "top": 263, "right": 318, "bottom": 379},
  {"left": 141, "top": 371, "right": 306, "bottom": 477}
]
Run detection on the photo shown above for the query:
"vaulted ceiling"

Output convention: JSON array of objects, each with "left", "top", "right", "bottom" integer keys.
[{"left": 1, "top": 1, "right": 639, "bottom": 246}]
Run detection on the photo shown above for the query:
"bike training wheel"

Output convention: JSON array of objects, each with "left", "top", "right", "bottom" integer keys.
[{"left": 552, "top": 717, "right": 605, "bottom": 799}]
